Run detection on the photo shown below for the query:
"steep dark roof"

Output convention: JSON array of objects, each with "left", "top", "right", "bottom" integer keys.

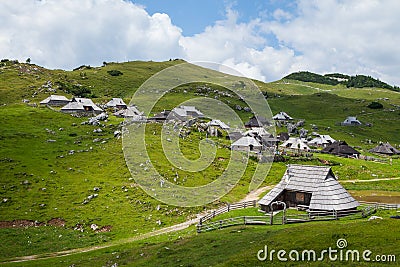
[
  {"left": 245, "top": 115, "right": 270, "bottom": 128},
  {"left": 321, "top": 141, "right": 360, "bottom": 156},
  {"left": 148, "top": 110, "right": 171, "bottom": 121},
  {"left": 278, "top": 132, "right": 290, "bottom": 141},
  {"left": 258, "top": 165, "right": 359, "bottom": 211},
  {"left": 369, "top": 142, "right": 400, "bottom": 155}
]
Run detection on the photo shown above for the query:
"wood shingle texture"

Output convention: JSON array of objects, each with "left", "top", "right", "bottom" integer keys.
[
  {"left": 258, "top": 165, "right": 359, "bottom": 212},
  {"left": 369, "top": 142, "right": 400, "bottom": 155}
]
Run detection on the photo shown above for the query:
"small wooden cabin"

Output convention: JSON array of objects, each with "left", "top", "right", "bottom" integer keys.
[{"left": 258, "top": 165, "right": 359, "bottom": 213}]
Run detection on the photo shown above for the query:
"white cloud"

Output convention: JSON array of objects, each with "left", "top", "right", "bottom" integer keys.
[
  {"left": 267, "top": 0, "right": 400, "bottom": 85},
  {"left": 0, "top": 0, "right": 184, "bottom": 69}
]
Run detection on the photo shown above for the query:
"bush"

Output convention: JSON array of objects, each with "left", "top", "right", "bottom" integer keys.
[
  {"left": 367, "top": 101, "right": 383, "bottom": 109},
  {"left": 107, "top": 70, "right": 123, "bottom": 76},
  {"left": 55, "top": 81, "right": 92, "bottom": 97}
]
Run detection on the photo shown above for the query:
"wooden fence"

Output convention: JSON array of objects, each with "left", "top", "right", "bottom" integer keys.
[
  {"left": 196, "top": 201, "right": 399, "bottom": 233},
  {"left": 198, "top": 200, "right": 257, "bottom": 225},
  {"left": 197, "top": 216, "right": 270, "bottom": 233},
  {"left": 359, "top": 201, "right": 399, "bottom": 210}
]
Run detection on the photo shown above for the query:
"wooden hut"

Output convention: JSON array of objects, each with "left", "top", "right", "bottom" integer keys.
[
  {"left": 321, "top": 141, "right": 359, "bottom": 157},
  {"left": 258, "top": 165, "right": 359, "bottom": 213},
  {"left": 147, "top": 110, "right": 171, "bottom": 122},
  {"left": 61, "top": 97, "right": 103, "bottom": 114},
  {"left": 231, "top": 136, "right": 262, "bottom": 153},
  {"left": 369, "top": 142, "right": 400, "bottom": 156},
  {"left": 245, "top": 115, "right": 270, "bottom": 128},
  {"left": 106, "top": 98, "right": 127, "bottom": 109},
  {"left": 40, "top": 95, "right": 70, "bottom": 106}
]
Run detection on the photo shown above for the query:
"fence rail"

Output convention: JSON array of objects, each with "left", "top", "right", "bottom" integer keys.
[
  {"left": 197, "top": 201, "right": 399, "bottom": 233},
  {"left": 358, "top": 201, "right": 400, "bottom": 210},
  {"left": 197, "top": 216, "right": 270, "bottom": 233},
  {"left": 198, "top": 200, "right": 257, "bottom": 225}
]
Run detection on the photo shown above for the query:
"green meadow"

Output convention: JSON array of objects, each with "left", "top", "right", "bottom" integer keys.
[{"left": 0, "top": 60, "right": 399, "bottom": 265}]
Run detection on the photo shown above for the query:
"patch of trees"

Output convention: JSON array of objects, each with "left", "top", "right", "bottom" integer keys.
[
  {"left": 346, "top": 75, "right": 393, "bottom": 89},
  {"left": 73, "top": 65, "right": 92, "bottom": 71},
  {"left": 107, "top": 70, "right": 123, "bottom": 76},
  {"left": 284, "top": 71, "right": 397, "bottom": 91},
  {"left": 367, "top": 101, "right": 383, "bottom": 109},
  {"left": 324, "top": 73, "right": 350, "bottom": 80},
  {"left": 55, "top": 81, "right": 92, "bottom": 97},
  {"left": 284, "top": 71, "right": 340, "bottom": 85}
]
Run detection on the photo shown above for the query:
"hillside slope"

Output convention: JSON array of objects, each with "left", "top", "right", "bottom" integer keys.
[{"left": 1, "top": 60, "right": 400, "bottom": 263}]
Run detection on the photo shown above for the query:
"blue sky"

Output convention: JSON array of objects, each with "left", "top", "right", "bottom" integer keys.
[
  {"left": 1, "top": 0, "right": 400, "bottom": 85},
  {"left": 132, "top": 0, "right": 296, "bottom": 36}
]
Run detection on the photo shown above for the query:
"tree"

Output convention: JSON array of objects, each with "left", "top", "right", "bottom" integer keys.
[{"left": 26, "top": 58, "right": 31, "bottom": 64}]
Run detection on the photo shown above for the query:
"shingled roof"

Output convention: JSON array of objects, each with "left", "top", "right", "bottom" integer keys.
[
  {"left": 321, "top": 141, "right": 359, "bottom": 156},
  {"left": 258, "top": 165, "right": 359, "bottom": 211},
  {"left": 369, "top": 142, "right": 400, "bottom": 155},
  {"left": 245, "top": 115, "right": 270, "bottom": 128}
]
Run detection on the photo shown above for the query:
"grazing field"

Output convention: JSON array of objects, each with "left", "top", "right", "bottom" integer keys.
[
  {"left": 1, "top": 60, "right": 400, "bottom": 265},
  {"left": 3, "top": 211, "right": 399, "bottom": 266}
]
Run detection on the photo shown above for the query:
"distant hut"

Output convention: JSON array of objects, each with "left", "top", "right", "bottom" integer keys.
[
  {"left": 40, "top": 95, "right": 70, "bottom": 106},
  {"left": 280, "top": 137, "right": 310, "bottom": 151},
  {"left": 231, "top": 136, "right": 262, "bottom": 153},
  {"left": 170, "top": 106, "right": 204, "bottom": 121},
  {"left": 278, "top": 132, "right": 290, "bottom": 142},
  {"left": 114, "top": 106, "right": 144, "bottom": 120},
  {"left": 273, "top": 111, "right": 293, "bottom": 121},
  {"left": 147, "top": 110, "right": 171, "bottom": 122},
  {"left": 369, "top": 142, "right": 400, "bottom": 156},
  {"left": 321, "top": 141, "right": 360, "bottom": 157},
  {"left": 61, "top": 97, "right": 103, "bottom": 114},
  {"left": 207, "top": 119, "right": 230, "bottom": 137},
  {"left": 308, "top": 134, "right": 336, "bottom": 147},
  {"left": 227, "top": 131, "right": 243, "bottom": 142},
  {"left": 258, "top": 165, "right": 359, "bottom": 213},
  {"left": 245, "top": 115, "right": 270, "bottom": 128},
  {"left": 106, "top": 98, "right": 127, "bottom": 110},
  {"left": 341, "top": 116, "right": 362, "bottom": 126}
]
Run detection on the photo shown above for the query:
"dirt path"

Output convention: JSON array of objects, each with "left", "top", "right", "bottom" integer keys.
[
  {"left": 3, "top": 186, "right": 274, "bottom": 264},
  {"left": 240, "top": 185, "right": 274, "bottom": 202},
  {"left": 3, "top": 215, "right": 202, "bottom": 264},
  {"left": 340, "top": 177, "right": 400, "bottom": 183}
]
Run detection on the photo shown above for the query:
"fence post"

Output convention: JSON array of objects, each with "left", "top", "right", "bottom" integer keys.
[
  {"left": 219, "top": 220, "right": 222, "bottom": 229},
  {"left": 213, "top": 210, "right": 216, "bottom": 219},
  {"left": 244, "top": 216, "right": 246, "bottom": 225},
  {"left": 227, "top": 203, "right": 230, "bottom": 212},
  {"left": 197, "top": 224, "right": 201, "bottom": 233},
  {"left": 253, "top": 200, "right": 256, "bottom": 207}
]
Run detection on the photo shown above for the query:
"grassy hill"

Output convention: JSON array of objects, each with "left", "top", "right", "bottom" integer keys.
[{"left": 1, "top": 60, "right": 399, "bottom": 265}]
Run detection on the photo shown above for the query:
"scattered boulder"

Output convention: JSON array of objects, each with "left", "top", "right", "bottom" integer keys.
[
  {"left": 299, "top": 128, "right": 308, "bottom": 138},
  {"left": 368, "top": 216, "right": 382, "bottom": 221},
  {"left": 114, "top": 130, "right": 121, "bottom": 138}
]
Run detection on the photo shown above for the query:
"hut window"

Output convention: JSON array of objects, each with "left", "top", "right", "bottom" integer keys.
[{"left": 296, "top": 192, "right": 305, "bottom": 202}]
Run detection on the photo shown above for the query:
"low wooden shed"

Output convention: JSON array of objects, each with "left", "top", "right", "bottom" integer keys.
[{"left": 258, "top": 165, "right": 359, "bottom": 213}]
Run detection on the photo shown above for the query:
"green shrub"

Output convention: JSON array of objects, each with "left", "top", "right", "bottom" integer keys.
[
  {"left": 367, "top": 101, "right": 383, "bottom": 109},
  {"left": 107, "top": 70, "right": 123, "bottom": 76}
]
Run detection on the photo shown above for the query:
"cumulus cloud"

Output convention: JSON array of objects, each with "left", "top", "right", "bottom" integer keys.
[
  {"left": 266, "top": 0, "right": 400, "bottom": 84},
  {"left": 0, "top": 0, "right": 184, "bottom": 69}
]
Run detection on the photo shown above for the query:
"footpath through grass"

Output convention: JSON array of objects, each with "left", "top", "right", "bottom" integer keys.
[{"left": 3, "top": 209, "right": 399, "bottom": 266}]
